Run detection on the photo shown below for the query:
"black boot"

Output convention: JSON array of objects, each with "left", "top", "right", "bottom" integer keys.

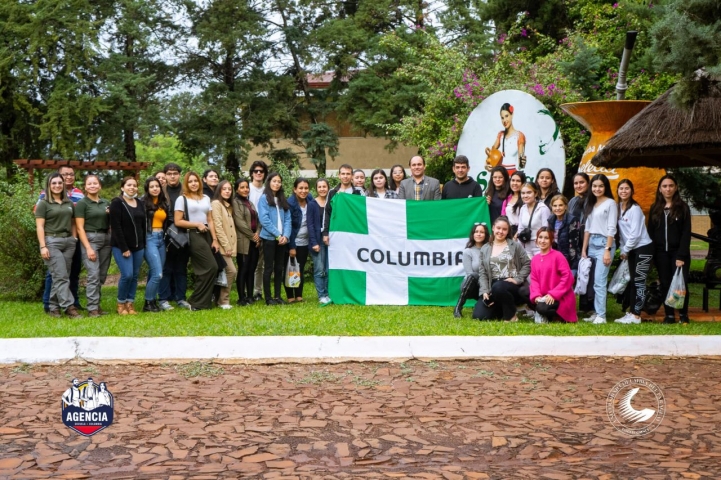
[
  {"left": 143, "top": 300, "right": 159, "bottom": 313},
  {"left": 454, "top": 276, "right": 479, "bottom": 318},
  {"left": 151, "top": 300, "right": 161, "bottom": 312}
]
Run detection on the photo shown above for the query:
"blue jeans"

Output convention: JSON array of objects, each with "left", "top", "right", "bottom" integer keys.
[
  {"left": 144, "top": 232, "right": 166, "bottom": 302},
  {"left": 588, "top": 234, "right": 615, "bottom": 318},
  {"left": 310, "top": 244, "right": 329, "bottom": 298},
  {"left": 112, "top": 247, "right": 144, "bottom": 303}
]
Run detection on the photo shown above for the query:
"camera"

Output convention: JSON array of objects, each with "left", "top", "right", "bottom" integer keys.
[{"left": 517, "top": 229, "right": 532, "bottom": 243}]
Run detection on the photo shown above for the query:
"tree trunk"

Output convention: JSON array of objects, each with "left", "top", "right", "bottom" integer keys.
[
  {"left": 123, "top": 35, "right": 136, "bottom": 162},
  {"left": 277, "top": 0, "right": 317, "bottom": 125},
  {"left": 225, "top": 150, "right": 239, "bottom": 178},
  {"left": 317, "top": 156, "right": 326, "bottom": 177},
  {"left": 123, "top": 129, "right": 136, "bottom": 162}
]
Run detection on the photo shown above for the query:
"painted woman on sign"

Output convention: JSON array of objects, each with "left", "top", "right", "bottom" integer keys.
[{"left": 485, "top": 103, "right": 527, "bottom": 175}]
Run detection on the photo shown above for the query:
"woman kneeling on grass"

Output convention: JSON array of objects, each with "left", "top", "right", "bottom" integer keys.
[
  {"left": 454, "top": 222, "right": 490, "bottom": 318},
  {"left": 473, "top": 216, "right": 530, "bottom": 322},
  {"left": 36, "top": 173, "right": 82, "bottom": 319},
  {"left": 529, "top": 227, "right": 577, "bottom": 323}
]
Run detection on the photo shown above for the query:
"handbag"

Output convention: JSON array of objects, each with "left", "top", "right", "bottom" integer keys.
[
  {"left": 215, "top": 270, "right": 228, "bottom": 287},
  {"left": 166, "top": 197, "right": 189, "bottom": 250},
  {"left": 285, "top": 257, "right": 301, "bottom": 288}
]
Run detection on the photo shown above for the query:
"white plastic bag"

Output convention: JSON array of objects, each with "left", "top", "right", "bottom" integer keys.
[
  {"left": 664, "top": 267, "right": 686, "bottom": 309},
  {"left": 608, "top": 259, "right": 631, "bottom": 294},
  {"left": 285, "top": 257, "right": 301, "bottom": 288},
  {"left": 215, "top": 269, "right": 228, "bottom": 287}
]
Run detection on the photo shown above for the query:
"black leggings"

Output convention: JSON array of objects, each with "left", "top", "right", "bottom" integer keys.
[
  {"left": 236, "top": 243, "right": 260, "bottom": 300},
  {"left": 263, "top": 239, "right": 286, "bottom": 300},
  {"left": 655, "top": 248, "right": 690, "bottom": 317},
  {"left": 536, "top": 301, "right": 558, "bottom": 319},
  {"left": 627, "top": 243, "right": 654, "bottom": 315},
  {"left": 472, "top": 279, "right": 524, "bottom": 320}
]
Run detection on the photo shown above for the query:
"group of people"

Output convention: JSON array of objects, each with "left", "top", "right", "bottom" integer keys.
[
  {"left": 35, "top": 161, "right": 336, "bottom": 317},
  {"left": 35, "top": 156, "right": 691, "bottom": 325},
  {"left": 456, "top": 169, "right": 691, "bottom": 325}
]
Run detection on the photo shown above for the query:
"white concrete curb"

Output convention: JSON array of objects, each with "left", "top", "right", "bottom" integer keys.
[{"left": 2, "top": 336, "right": 721, "bottom": 363}]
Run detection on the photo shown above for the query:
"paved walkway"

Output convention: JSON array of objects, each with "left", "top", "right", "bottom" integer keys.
[{"left": 1, "top": 358, "right": 720, "bottom": 479}]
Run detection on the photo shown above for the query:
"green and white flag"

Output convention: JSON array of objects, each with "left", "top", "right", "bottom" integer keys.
[{"left": 328, "top": 194, "right": 490, "bottom": 305}]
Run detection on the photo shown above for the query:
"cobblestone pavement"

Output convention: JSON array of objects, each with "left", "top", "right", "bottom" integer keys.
[{"left": 1, "top": 357, "right": 720, "bottom": 479}]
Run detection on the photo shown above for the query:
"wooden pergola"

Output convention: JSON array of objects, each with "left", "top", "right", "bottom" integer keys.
[{"left": 13, "top": 159, "right": 150, "bottom": 187}]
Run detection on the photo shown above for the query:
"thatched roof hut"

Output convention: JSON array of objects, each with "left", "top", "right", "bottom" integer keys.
[{"left": 592, "top": 80, "right": 721, "bottom": 168}]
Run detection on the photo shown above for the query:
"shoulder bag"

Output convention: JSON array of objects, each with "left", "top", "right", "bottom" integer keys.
[{"left": 166, "top": 197, "right": 190, "bottom": 250}]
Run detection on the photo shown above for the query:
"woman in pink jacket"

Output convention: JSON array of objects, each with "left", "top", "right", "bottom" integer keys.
[{"left": 529, "top": 227, "right": 577, "bottom": 323}]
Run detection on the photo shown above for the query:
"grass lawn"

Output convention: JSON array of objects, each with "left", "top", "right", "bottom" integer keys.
[{"left": 2, "top": 278, "right": 720, "bottom": 338}]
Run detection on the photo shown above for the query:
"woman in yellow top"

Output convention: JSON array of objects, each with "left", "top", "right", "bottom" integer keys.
[
  {"left": 141, "top": 176, "right": 169, "bottom": 312},
  {"left": 211, "top": 180, "right": 237, "bottom": 309}
]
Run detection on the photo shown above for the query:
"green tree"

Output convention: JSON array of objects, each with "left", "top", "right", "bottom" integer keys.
[
  {"left": 479, "top": 0, "right": 573, "bottom": 48},
  {"left": 651, "top": 0, "right": 721, "bottom": 107},
  {"left": 94, "top": 0, "right": 179, "bottom": 162},
  {"left": 174, "top": 0, "right": 283, "bottom": 176},
  {"left": 25, "top": 0, "right": 108, "bottom": 158}
]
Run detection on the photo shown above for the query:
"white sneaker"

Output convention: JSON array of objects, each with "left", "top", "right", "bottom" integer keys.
[
  {"left": 582, "top": 313, "right": 597, "bottom": 323},
  {"left": 615, "top": 313, "right": 640, "bottom": 324},
  {"left": 592, "top": 316, "right": 607, "bottom": 324},
  {"left": 614, "top": 312, "right": 632, "bottom": 323},
  {"left": 219, "top": 304, "right": 232, "bottom": 310},
  {"left": 534, "top": 311, "right": 548, "bottom": 324},
  {"left": 176, "top": 300, "right": 191, "bottom": 310},
  {"left": 319, "top": 296, "right": 331, "bottom": 304},
  {"left": 158, "top": 301, "right": 174, "bottom": 311}
]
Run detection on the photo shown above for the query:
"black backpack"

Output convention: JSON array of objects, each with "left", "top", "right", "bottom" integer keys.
[{"left": 643, "top": 280, "right": 663, "bottom": 315}]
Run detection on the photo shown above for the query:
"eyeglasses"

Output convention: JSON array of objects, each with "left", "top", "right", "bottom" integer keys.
[
  {"left": 252, "top": 170, "right": 264, "bottom": 174},
  {"left": 474, "top": 222, "right": 487, "bottom": 226},
  {"left": 60, "top": 173, "right": 75, "bottom": 177}
]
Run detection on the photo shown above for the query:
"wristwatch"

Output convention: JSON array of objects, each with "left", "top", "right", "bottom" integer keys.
[{"left": 605, "top": 246, "right": 612, "bottom": 251}]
